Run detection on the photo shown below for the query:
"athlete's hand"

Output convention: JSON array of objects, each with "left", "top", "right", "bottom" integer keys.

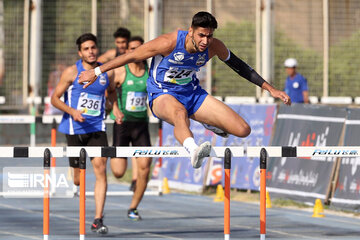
[
  {"left": 112, "top": 107, "right": 124, "bottom": 125},
  {"left": 78, "top": 69, "right": 97, "bottom": 89},
  {"left": 71, "top": 109, "right": 86, "bottom": 122},
  {"left": 270, "top": 89, "right": 291, "bottom": 105}
]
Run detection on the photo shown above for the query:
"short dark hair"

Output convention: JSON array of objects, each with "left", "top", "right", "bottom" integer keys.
[
  {"left": 129, "top": 36, "right": 144, "bottom": 44},
  {"left": 191, "top": 11, "right": 218, "bottom": 29},
  {"left": 76, "top": 33, "right": 97, "bottom": 50},
  {"left": 113, "top": 27, "right": 131, "bottom": 40}
]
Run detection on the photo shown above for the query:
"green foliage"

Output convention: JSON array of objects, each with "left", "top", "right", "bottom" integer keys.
[
  {"left": 3, "top": 0, "right": 24, "bottom": 96},
  {"left": 213, "top": 21, "right": 257, "bottom": 96},
  {"left": 42, "top": 0, "right": 92, "bottom": 97},
  {"left": 329, "top": 30, "right": 360, "bottom": 97}
]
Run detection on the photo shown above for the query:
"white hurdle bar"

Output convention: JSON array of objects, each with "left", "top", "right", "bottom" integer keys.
[
  {"left": 0, "top": 147, "right": 63, "bottom": 158},
  {"left": 66, "top": 146, "right": 245, "bottom": 158},
  {"left": 246, "top": 146, "right": 360, "bottom": 157},
  {"left": 0, "top": 146, "right": 359, "bottom": 158},
  {"left": 66, "top": 146, "right": 360, "bottom": 158}
]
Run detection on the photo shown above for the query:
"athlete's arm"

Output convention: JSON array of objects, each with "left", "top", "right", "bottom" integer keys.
[
  {"left": 79, "top": 31, "right": 177, "bottom": 88},
  {"left": 51, "top": 65, "right": 85, "bottom": 122},
  {"left": 106, "top": 70, "right": 123, "bottom": 124},
  {"left": 209, "top": 38, "right": 291, "bottom": 105},
  {"left": 303, "top": 90, "right": 309, "bottom": 104},
  {"left": 98, "top": 49, "right": 116, "bottom": 63},
  {"left": 114, "top": 66, "right": 126, "bottom": 87}
]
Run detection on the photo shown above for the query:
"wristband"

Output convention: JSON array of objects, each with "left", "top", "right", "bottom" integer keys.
[{"left": 94, "top": 66, "right": 102, "bottom": 77}]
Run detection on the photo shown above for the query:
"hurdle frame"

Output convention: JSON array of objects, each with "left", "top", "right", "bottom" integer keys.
[
  {"left": 1, "top": 145, "right": 360, "bottom": 240},
  {"left": 43, "top": 148, "right": 51, "bottom": 240},
  {"left": 79, "top": 148, "right": 86, "bottom": 240},
  {"left": 259, "top": 148, "right": 268, "bottom": 240}
]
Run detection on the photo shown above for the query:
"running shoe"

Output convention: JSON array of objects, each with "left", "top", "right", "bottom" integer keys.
[
  {"left": 91, "top": 217, "right": 108, "bottom": 234},
  {"left": 202, "top": 123, "right": 229, "bottom": 138},
  {"left": 191, "top": 141, "right": 212, "bottom": 169},
  {"left": 129, "top": 180, "right": 137, "bottom": 192},
  {"left": 128, "top": 208, "right": 142, "bottom": 221}
]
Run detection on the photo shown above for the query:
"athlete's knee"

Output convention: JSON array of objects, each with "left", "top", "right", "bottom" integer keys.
[
  {"left": 72, "top": 168, "right": 80, "bottom": 186},
  {"left": 92, "top": 158, "right": 107, "bottom": 178},
  {"left": 112, "top": 169, "right": 125, "bottom": 178},
  {"left": 138, "top": 162, "right": 151, "bottom": 179},
  {"left": 110, "top": 158, "right": 127, "bottom": 178},
  {"left": 138, "top": 166, "right": 150, "bottom": 177},
  {"left": 73, "top": 178, "right": 80, "bottom": 186},
  {"left": 173, "top": 108, "right": 190, "bottom": 125},
  {"left": 239, "top": 124, "right": 251, "bottom": 137}
]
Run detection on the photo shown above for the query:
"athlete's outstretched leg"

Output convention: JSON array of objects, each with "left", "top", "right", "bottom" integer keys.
[
  {"left": 152, "top": 94, "right": 211, "bottom": 168},
  {"left": 192, "top": 95, "right": 251, "bottom": 137}
]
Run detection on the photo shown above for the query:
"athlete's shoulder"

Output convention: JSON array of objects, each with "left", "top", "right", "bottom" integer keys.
[
  {"left": 209, "top": 38, "right": 228, "bottom": 60},
  {"left": 155, "top": 31, "right": 178, "bottom": 51},
  {"left": 63, "top": 65, "right": 78, "bottom": 78},
  {"left": 114, "top": 66, "right": 126, "bottom": 86},
  {"left": 98, "top": 49, "right": 116, "bottom": 63}
]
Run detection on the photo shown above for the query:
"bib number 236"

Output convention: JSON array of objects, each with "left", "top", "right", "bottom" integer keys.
[{"left": 77, "top": 92, "right": 102, "bottom": 116}]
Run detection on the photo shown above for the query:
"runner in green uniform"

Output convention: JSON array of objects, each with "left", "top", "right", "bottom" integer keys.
[{"left": 110, "top": 36, "right": 151, "bottom": 221}]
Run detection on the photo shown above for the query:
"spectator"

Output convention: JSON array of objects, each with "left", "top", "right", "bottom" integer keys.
[
  {"left": 284, "top": 58, "right": 309, "bottom": 103},
  {"left": 98, "top": 27, "right": 139, "bottom": 190}
]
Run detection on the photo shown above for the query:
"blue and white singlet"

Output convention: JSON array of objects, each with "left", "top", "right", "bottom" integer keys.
[
  {"left": 147, "top": 30, "right": 209, "bottom": 94},
  {"left": 58, "top": 60, "right": 109, "bottom": 135}
]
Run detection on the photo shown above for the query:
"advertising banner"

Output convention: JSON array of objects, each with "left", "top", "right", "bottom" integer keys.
[
  {"left": 267, "top": 104, "right": 346, "bottom": 203},
  {"left": 331, "top": 108, "right": 360, "bottom": 211},
  {"left": 217, "top": 104, "right": 277, "bottom": 190}
]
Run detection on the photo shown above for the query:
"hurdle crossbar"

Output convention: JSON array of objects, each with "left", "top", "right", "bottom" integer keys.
[
  {"left": 0, "top": 147, "right": 63, "bottom": 158},
  {"left": 66, "top": 146, "right": 244, "bottom": 157},
  {"left": 246, "top": 146, "right": 360, "bottom": 157},
  {"left": 1, "top": 146, "right": 359, "bottom": 158}
]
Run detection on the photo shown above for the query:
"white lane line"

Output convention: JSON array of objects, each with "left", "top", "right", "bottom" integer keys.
[
  {"left": 0, "top": 201, "right": 181, "bottom": 240},
  {"left": 0, "top": 230, "right": 41, "bottom": 240}
]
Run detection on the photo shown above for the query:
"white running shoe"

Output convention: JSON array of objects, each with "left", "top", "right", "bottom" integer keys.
[
  {"left": 202, "top": 123, "right": 229, "bottom": 138},
  {"left": 191, "top": 141, "right": 212, "bottom": 169}
]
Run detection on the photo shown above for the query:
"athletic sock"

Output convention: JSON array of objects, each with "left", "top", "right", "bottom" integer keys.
[{"left": 183, "top": 137, "right": 198, "bottom": 154}]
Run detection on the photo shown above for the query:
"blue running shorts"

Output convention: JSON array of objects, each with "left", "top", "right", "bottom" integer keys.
[{"left": 148, "top": 86, "right": 208, "bottom": 118}]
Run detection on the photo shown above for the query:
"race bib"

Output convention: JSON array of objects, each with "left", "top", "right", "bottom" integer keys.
[
  {"left": 164, "top": 67, "right": 194, "bottom": 85},
  {"left": 126, "top": 91, "right": 147, "bottom": 112},
  {"left": 77, "top": 92, "right": 102, "bottom": 116}
]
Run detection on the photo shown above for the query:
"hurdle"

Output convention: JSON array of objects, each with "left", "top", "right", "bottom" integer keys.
[
  {"left": 0, "top": 147, "right": 62, "bottom": 240},
  {"left": 2, "top": 145, "right": 360, "bottom": 240}
]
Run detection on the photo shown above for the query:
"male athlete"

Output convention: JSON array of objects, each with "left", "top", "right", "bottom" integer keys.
[
  {"left": 109, "top": 36, "right": 152, "bottom": 220},
  {"left": 79, "top": 12, "right": 291, "bottom": 169},
  {"left": 98, "top": 27, "right": 131, "bottom": 63},
  {"left": 51, "top": 33, "right": 122, "bottom": 234}
]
